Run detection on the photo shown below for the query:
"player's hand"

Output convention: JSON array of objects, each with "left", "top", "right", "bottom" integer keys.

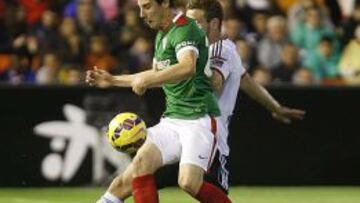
[
  {"left": 272, "top": 106, "right": 306, "bottom": 124},
  {"left": 86, "top": 66, "right": 114, "bottom": 88},
  {"left": 131, "top": 75, "right": 147, "bottom": 95}
]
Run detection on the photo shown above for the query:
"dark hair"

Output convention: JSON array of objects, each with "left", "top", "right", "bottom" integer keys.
[
  {"left": 154, "top": 0, "right": 175, "bottom": 8},
  {"left": 187, "top": 0, "right": 223, "bottom": 25},
  {"left": 319, "top": 35, "right": 334, "bottom": 44}
]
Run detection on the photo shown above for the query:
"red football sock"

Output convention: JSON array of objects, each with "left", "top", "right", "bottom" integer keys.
[
  {"left": 195, "top": 182, "right": 232, "bottom": 203},
  {"left": 132, "top": 174, "right": 159, "bottom": 203}
]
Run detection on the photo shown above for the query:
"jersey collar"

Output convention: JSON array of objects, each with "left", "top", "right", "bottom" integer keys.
[
  {"left": 172, "top": 11, "right": 187, "bottom": 26},
  {"left": 172, "top": 12, "right": 183, "bottom": 23}
]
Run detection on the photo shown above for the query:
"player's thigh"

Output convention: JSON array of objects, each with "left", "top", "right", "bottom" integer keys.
[
  {"left": 178, "top": 163, "right": 205, "bottom": 196},
  {"left": 179, "top": 116, "right": 217, "bottom": 172},
  {"left": 132, "top": 141, "right": 163, "bottom": 176},
  {"left": 146, "top": 118, "right": 182, "bottom": 166}
]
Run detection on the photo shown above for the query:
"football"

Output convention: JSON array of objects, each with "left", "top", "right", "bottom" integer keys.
[{"left": 107, "top": 112, "right": 147, "bottom": 155}]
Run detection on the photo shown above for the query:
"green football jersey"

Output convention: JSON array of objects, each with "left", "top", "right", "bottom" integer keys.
[{"left": 153, "top": 13, "right": 220, "bottom": 119}]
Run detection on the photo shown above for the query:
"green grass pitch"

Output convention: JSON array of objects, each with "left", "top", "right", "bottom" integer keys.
[{"left": 0, "top": 186, "right": 360, "bottom": 203}]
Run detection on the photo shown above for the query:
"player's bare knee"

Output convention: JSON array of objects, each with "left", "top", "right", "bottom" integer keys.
[
  {"left": 132, "top": 155, "right": 147, "bottom": 177},
  {"left": 178, "top": 176, "right": 200, "bottom": 196}
]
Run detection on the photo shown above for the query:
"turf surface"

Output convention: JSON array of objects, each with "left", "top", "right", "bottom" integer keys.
[{"left": 0, "top": 186, "right": 359, "bottom": 203}]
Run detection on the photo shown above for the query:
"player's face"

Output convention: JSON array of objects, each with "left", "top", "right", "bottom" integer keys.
[
  {"left": 186, "top": 9, "right": 208, "bottom": 31},
  {"left": 138, "top": 0, "right": 164, "bottom": 30}
]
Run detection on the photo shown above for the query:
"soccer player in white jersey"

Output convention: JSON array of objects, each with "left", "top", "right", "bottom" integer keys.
[
  {"left": 92, "top": 0, "right": 305, "bottom": 202},
  {"left": 186, "top": 0, "right": 305, "bottom": 192}
]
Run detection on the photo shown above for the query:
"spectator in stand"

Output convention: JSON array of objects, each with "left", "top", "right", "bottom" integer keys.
[
  {"left": 97, "top": 0, "right": 118, "bottom": 22},
  {"left": 246, "top": 12, "right": 268, "bottom": 44},
  {"left": 36, "top": 52, "right": 61, "bottom": 85},
  {"left": 338, "top": 25, "right": 360, "bottom": 85},
  {"left": 287, "top": 0, "right": 332, "bottom": 32},
  {"left": 272, "top": 43, "right": 301, "bottom": 84},
  {"left": 337, "top": 0, "right": 359, "bottom": 19},
  {"left": 32, "top": 10, "right": 59, "bottom": 55},
  {"left": 3, "top": 5, "right": 27, "bottom": 54},
  {"left": 58, "top": 17, "right": 84, "bottom": 64},
  {"left": 234, "top": 37, "right": 258, "bottom": 72},
  {"left": 112, "top": 7, "right": 149, "bottom": 68},
  {"left": 75, "top": 0, "right": 103, "bottom": 46},
  {"left": 257, "top": 16, "right": 289, "bottom": 69},
  {"left": 85, "top": 35, "right": 118, "bottom": 72},
  {"left": 252, "top": 66, "right": 272, "bottom": 86},
  {"left": 1, "top": 3, "right": 40, "bottom": 68},
  {"left": 291, "top": 6, "right": 336, "bottom": 53},
  {"left": 64, "top": 0, "right": 103, "bottom": 23},
  {"left": 0, "top": 54, "right": 36, "bottom": 84},
  {"left": 342, "top": 3, "right": 360, "bottom": 45},
  {"left": 109, "top": 7, "right": 146, "bottom": 54},
  {"left": 224, "top": 16, "right": 245, "bottom": 41},
  {"left": 303, "top": 36, "right": 340, "bottom": 82},
  {"left": 18, "top": 0, "right": 50, "bottom": 26},
  {"left": 127, "top": 36, "right": 153, "bottom": 74},
  {"left": 292, "top": 68, "right": 315, "bottom": 85},
  {"left": 123, "top": 7, "right": 142, "bottom": 33},
  {"left": 288, "top": 0, "right": 315, "bottom": 31},
  {"left": 58, "top": 64, "right": 84, "bottom": 85}
]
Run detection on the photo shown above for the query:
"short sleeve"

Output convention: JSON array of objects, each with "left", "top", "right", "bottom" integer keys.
[
  {"left": 171, "top": 25, "right": 199, "bottom": 60},
  {"left": 209, "top": 41, "right": 231, "bottom": 80}
]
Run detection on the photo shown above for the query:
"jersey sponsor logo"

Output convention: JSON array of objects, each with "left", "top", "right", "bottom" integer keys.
[
  {"left": 34, "top": 104, "right": 131, "bottom": 183},
  {"left": 154, "top": 59, "right": 171, "bottom": 71},
  {"left": 175, "top": 41, "right": 196, "bottom": 52}
]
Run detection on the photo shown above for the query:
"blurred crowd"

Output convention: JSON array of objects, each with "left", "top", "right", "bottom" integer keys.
[{"left": 0, "top": 0, "right": 360, "bottom": 86}]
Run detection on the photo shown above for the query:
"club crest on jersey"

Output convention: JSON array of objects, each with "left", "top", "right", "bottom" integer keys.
[
  {"left": 153, "top": 59, "right": 171, "bottom": 71},
  {"left": 211, "top": 58, "right": 225, "bottom": 67}
]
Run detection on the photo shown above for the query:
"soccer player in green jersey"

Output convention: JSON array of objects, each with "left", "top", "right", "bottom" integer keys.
[{"left": 87, "top": 0, "right": 231, "bottom": 202}]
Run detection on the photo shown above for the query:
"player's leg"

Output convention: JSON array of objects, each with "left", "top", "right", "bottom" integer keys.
[
  {"left": 204, "top": 151, "right": 230, "bottom": 194},
  {"left": 209, "top": 117, "right": 231, "bottom": 194},
  {"left": 96, "top": 164, "right": 134, "bottom": 203},
  {"left": 97, "top": 141, "right": 162, "bottom": 203},
  {"left": 130, "top": 141, "right": 162, "bottom": 203},
  {"left": 177, "top": 116, "right": 232, "bottom": 203},
  {"left": 131, "top": 118, "right": 181, "bottom": 203}
]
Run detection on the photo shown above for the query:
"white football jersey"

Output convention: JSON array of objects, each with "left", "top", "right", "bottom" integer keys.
[{"left": 210, "top": 38, "right": 246, "bottom": 156}]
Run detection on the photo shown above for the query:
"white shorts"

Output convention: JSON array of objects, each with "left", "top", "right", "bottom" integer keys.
[
  {"left": 215, "top": 117, "right": 230, "bottom": 156},
  {"left": 146, "top": 115, "right": 217, "bottom": 171}
]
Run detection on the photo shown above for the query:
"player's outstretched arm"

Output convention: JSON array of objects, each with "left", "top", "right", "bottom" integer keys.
[
  {"left": 240, "top": 73, "right": 306, "bottom": 124},
  {"left": 85, "top": 66, "right": 155, "bottom": 88}
]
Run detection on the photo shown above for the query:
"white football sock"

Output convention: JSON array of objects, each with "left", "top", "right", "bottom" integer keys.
[{"left": 97, "top": 192, "right": 123, "bottom": 203}]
